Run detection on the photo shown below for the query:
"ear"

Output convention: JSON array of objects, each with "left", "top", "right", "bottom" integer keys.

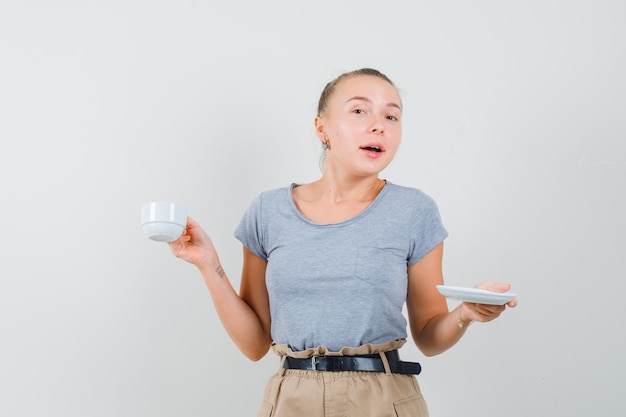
[{"left": 314, "top": 116, "right": 326, "bottom": 142}]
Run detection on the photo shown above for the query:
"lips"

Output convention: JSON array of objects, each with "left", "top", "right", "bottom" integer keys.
[{"left": 360, "top": 143, "right": 385, "bottom": 153}]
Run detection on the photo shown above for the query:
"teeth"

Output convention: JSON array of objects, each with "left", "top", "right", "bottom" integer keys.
[{"left": 363, "top": 146, "right": 381, "bottom": 152}]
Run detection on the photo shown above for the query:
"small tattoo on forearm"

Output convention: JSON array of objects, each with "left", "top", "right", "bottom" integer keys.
[{"left": 215, "top": 265, "right": 225, "bottom": 278}]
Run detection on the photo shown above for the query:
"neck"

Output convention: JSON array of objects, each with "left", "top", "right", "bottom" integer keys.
[{"left": 315, "top": 173, "right": 385, "bottom": 204}]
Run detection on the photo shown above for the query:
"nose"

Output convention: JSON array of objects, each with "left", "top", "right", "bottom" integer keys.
[
  {"left": 369, "top": 113, "right": 388, "bottom": 134},
  {"left": 370, "top": 121, "right": 384, "bottom": 134}
]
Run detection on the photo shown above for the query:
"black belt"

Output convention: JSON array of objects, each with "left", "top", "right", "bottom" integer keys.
[{"left": 283, "top": 350, "right": 421, "bottom": 375}]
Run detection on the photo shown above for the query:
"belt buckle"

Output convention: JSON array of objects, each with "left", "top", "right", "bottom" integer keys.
[{"left": 311, "top": 356, "right": 318, "bottom": 371}]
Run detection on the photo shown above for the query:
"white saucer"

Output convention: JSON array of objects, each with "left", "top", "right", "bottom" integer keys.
[{"left": 436, "top": 285, "right": 516, "bottom": 305}]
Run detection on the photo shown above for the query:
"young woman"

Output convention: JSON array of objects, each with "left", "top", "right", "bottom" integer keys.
[{"left": 168, "top": 68, "right": 517, "bottom": 416}]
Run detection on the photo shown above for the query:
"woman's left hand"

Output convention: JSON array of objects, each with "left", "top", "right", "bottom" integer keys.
[{"left": 460, "top": 282, "right": 518, "bottom": 324}]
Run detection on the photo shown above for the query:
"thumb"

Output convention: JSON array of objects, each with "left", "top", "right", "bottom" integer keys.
[{"left": 492, "top": 282, "right": 512, "bottom": 293}]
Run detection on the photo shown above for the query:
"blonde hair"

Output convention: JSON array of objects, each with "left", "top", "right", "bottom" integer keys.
[{"left": 316, "top": 68, "right": 400, "bottom": 116}]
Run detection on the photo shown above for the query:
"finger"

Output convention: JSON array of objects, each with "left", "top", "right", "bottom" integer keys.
[
  {"left": 167, "top": 234, "right": 190, "bottom": 253},
  {"left": 186, "top": 216, "right": 201, "bottom": 229},
  {"left": 494, "top": 283, "right": 512, "bottom": 293},
  {"left": 476, "top": 281, "right": 511, "bottom": 293}
]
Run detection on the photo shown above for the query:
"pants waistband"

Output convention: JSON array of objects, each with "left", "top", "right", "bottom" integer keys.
[{"left": 282, "top": 350, "right": 421, "bottom": 375}]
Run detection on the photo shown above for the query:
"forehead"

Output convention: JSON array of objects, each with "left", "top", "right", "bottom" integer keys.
[{"left": 332, "top": 75, "right": 401, "bottom": 107}]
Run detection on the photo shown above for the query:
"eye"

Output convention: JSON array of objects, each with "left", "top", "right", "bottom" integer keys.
[
  {"left": 386, "top": 115, "right": 399, "bottom": 121},
  {"left": 353, "top": 108, "right": 364, "bottom": 114}
]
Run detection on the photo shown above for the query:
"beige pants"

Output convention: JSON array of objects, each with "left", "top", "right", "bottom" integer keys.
[{"left": 256, "top": 340, "right": 429, "bottom": 417}]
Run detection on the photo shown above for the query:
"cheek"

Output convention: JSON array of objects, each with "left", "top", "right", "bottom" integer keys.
[
  {"left": 333, "top": 123, "right": 358, "bottom": 141},
  {"left": 386, "top": 134, "right": 402, "bottom": 158},
  {"left": 388, "top": 128, "right": 402, "bottom": 145}
]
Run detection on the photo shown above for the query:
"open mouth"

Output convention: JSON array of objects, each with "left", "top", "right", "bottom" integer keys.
[{"left": 361, "top": 145, "right": 383, "bottom": 153}]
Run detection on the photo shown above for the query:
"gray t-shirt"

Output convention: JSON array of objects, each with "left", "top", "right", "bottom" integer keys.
[{"left": 234, "top": 181, "right": 448, "bottom": 352}]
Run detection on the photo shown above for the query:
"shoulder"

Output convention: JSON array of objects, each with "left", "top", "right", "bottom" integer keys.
[
  {"left": 251, "top": 184, "right": 293, "bottom": 202},
  {"left": 244, "top": 184, "right": 294, "bottom": 213},
  {"left": 384, "top": 182, "right": 439, "bottom": 208}
]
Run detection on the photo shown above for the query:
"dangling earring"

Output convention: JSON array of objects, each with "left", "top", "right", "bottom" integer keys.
[{"left": 323, "top": 140, "right": 331, "bottom": 151}]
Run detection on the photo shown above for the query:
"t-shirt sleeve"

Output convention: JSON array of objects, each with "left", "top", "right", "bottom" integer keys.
[
  {"left": 407, "top": 192, "right": 448, "bottom": 266},
  {"left": 234, "top": 193, "right": 268, "bottom": 261}
]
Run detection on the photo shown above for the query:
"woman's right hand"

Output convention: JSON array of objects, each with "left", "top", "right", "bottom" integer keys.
[{"left": 168, "top": 216, "right": 218, "bottom": 268}]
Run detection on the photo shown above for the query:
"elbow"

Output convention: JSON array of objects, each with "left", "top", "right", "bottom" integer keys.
[
  {"left": 240, "top": 343, "right": 271, "bottom": 362},
  {"left": 412, "top": 336, "right": 445, "bottom": 358},
  {"left": 419, "top": 347, "right": 442, "bottom": 357},
  {"left": 245, "top": 351, "right": 267, "bottom": 362}
]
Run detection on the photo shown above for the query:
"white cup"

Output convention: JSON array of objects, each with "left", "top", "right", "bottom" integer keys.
[{"left": 140, "top": 201, "right": 188, "bottom": 242}]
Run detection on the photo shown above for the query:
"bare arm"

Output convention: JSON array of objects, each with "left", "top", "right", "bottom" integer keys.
[
  {"left": 406, "top": 242, "right": 517, "bottom": 357},
  {"left": 169, "top": 217, "right": 272, "bottom": 361}
]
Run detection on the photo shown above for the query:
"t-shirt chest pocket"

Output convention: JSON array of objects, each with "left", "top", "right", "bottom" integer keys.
[{"left": 354, "top": 246, "right": 407, "bottom": 286}]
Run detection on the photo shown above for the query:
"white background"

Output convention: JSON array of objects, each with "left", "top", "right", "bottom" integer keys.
[{"left": 1, "top": 1, "right": 624, "bottom": 416}]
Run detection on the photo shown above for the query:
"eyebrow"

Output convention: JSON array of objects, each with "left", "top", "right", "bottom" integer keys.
[{"left": 346, "top": 96, "right": 402, "bottom": 111}]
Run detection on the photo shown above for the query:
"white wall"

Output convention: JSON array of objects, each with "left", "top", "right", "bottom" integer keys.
[{"left": 1, "top": 1, "right": 624, "bottom": 416}]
